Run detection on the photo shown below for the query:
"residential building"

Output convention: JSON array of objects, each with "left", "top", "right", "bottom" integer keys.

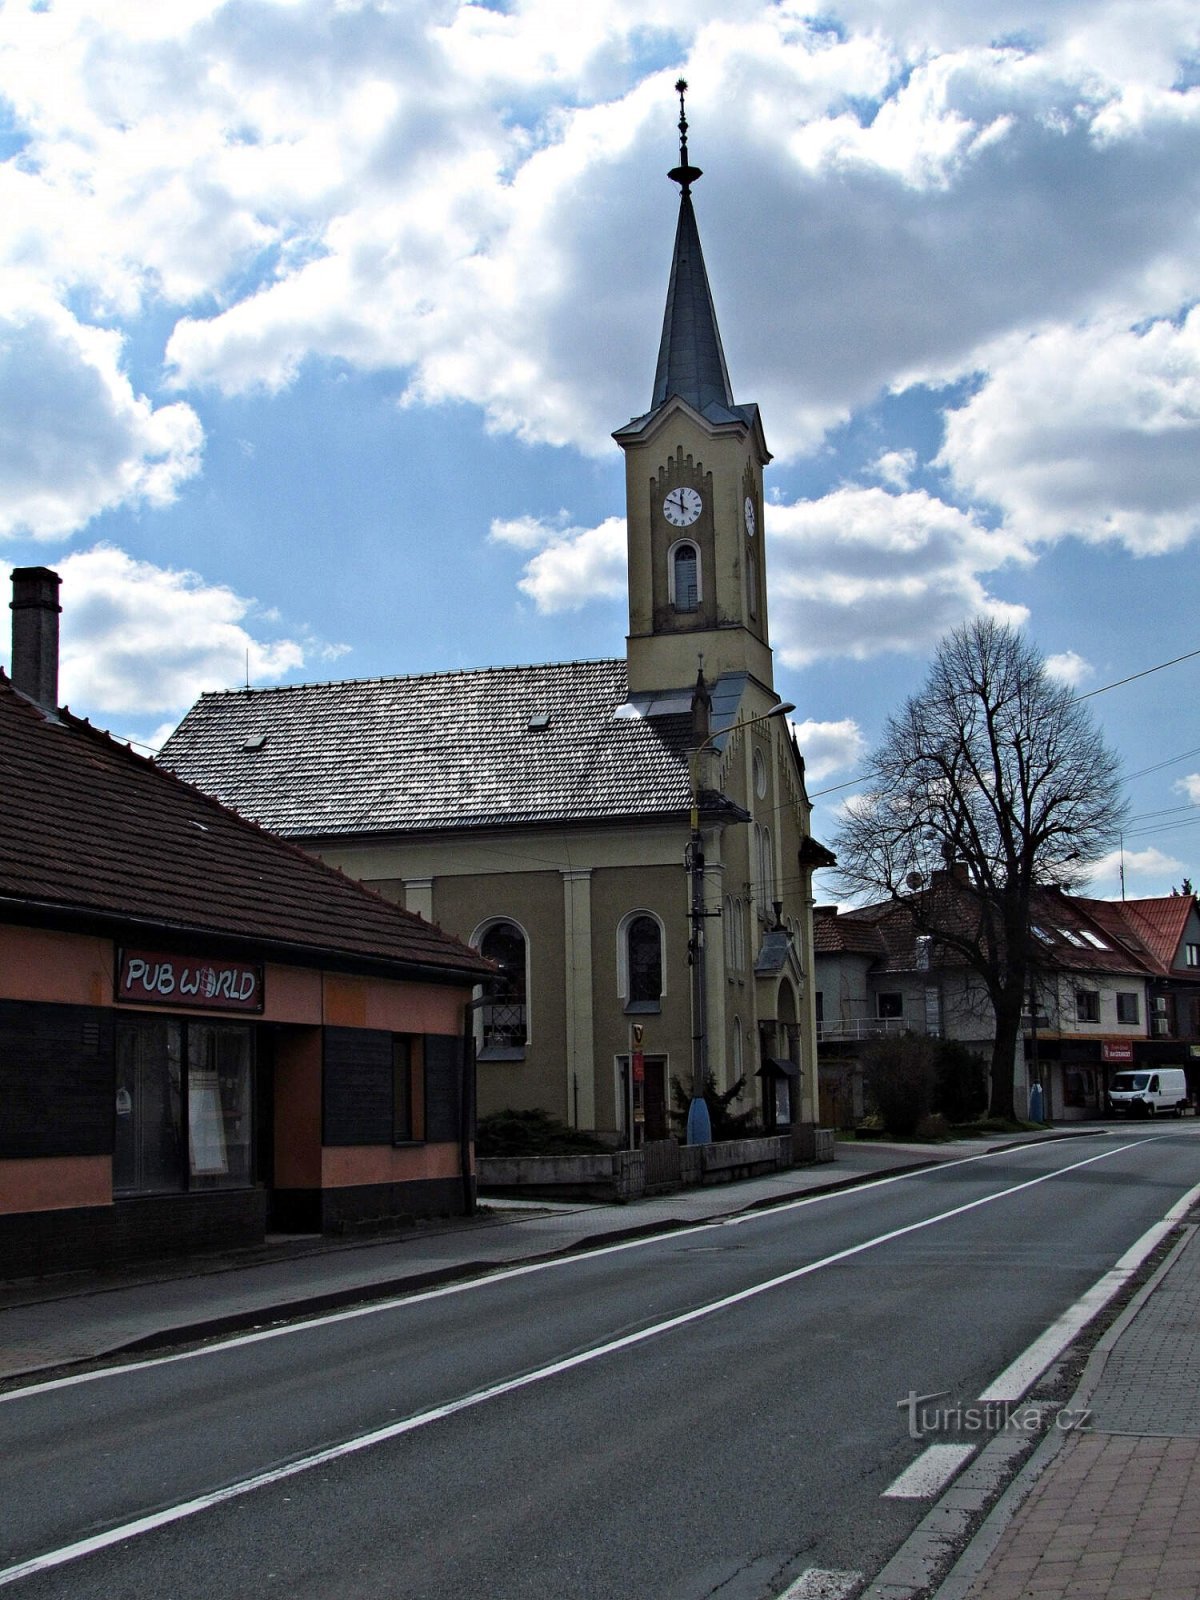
[
  {"left": 1, "top": 569, "right": 490, "bottom": 1275},
  {"left": 813, "top": 880, "right": 1200, "bottom": 1126},
  {"left": 159, "top": 112, "right": 832, "bottom": 1145}
]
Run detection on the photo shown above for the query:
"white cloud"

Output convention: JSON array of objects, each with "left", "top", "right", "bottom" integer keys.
[
  {"left": 939, "top": 310, "right": 1200, "bottom": 553},
  {"left": 0, "top": 546, "right": 308, "bottom": 717},
  {"left": 1174, "top": 774, "right": 1200, "bottom": 805},
  {"left": 491, "top": 514, "right": 627, "bottom": 613},
  {"left": 867, "top": 450, "right": 917, "bottom": 490},
  {"left": 5, "top": 2, "right": 1200, "bottom": 575},
  {"left": 1044, "top": 650, "right": 1093, "bottom": 688},
  {"left": 1084, "top": 844, "right": 1186, "bottom": 898},
  {"left": 766, "top": 486, "right": 1030, "bottom": 666},
  {"left": 0, "top": 277, "right": 203, "bottom": 539},
  {"left": 791, "top": 717, "right": 866, "bottom": 784}
]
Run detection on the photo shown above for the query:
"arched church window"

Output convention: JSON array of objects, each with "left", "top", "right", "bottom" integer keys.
[
  {"left": 477, "top": 919, "right": 528, "bottom": 1052},
  {"left": 622, "top": 912, "right": 664, "bottom": 1010},
  {"left": 670, "top": 542, "right": 700, "bottom": 612}
]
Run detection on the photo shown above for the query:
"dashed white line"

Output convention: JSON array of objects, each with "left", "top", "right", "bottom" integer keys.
[
  {"left": 883, "top": 1443, "right": 976, "bottom": 1500},
  {"left": 778, "top": 1567, "right": 863, "bottom": 1598}
]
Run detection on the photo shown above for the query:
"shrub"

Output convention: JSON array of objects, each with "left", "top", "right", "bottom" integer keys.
[
  {"left": 933, "top": 1039, "right": 988, "bottom": 1123},
  {"left": 475, "top": 1107, "right": 610, "bottom": 1158},
  {"left": 669, "top": 1073, "right": 763, "bottom": 1141},
  {"left": 862, "top": 1033, "right": 938, "bottom": 1138}
]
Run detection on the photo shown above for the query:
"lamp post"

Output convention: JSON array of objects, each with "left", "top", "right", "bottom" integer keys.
[{"left": 685, "top": 700, "right": 795, "bottom": 1145}]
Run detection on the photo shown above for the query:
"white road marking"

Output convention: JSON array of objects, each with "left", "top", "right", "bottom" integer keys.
[
  {"left": 0, "top": 1142, "right": 1154, "bottom": 1587},
  {"left": 0, "top": 1137, "right": 1149, "bottom": 1407},
  {"left": 777, "top": 1567, "right": 863, "bottom": 1598},
  {"left": 883, "top": 1443, "right": 976, "bottom": 1500},
  {"left": 979, "top": 1174, "right": 1200, "bottom": 1403}
]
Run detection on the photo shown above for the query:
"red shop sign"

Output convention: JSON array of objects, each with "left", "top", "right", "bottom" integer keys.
[
  {"left": 1101, "top": 1039, "right": 1134, "bottom": 1063},
  {"left": 116, "top": 947, "right": 264, "bottom": 1013}
]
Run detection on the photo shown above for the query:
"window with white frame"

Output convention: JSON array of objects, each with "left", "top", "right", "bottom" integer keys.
[
  {"left": 477, "top": 919, "right": 529, "bottom": 1054},
  {"left": 669, "top": 541, "right": 700, "bottom": 612},
  {"left": 619, "top": 911, "right": 664, "bottom": 1011}
]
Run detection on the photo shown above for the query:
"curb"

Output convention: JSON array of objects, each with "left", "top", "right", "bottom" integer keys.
[{"left": 925, "top": 1221, "right": 1197, "bottom": 1600}]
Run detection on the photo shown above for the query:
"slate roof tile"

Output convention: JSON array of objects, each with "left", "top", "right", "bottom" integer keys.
[
  {"left": 159, "top": 658, "right": 700, "bottom": 839},
  {"left": 0, "top": 675, "right": 489, "bottom": 979}
]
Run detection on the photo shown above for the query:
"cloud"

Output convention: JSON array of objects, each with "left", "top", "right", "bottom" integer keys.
[
  {"left": 766, "top": 486, "right": 1030, "bottom": 666},
  {"left": 1085, "top": 844, "right": 1186, "bottom": 896},
  {"left": 7, "top": 2, "right": 1200, "bottom": 576},
  {"left": 0, "top": 546, "right": 308, "bottom": 718},
  {"left": 791, "top": 717, "right": 867, "bottom": 783},
  {"left": 939, "top": 310, "right": 1200, "bottom": 553},
  {"left": 491, "top": 513, "right": 627, "bottom": 613},
  {"left": 867, "top": 450, "right": 917, "bottom": 490},
  {"left": 1044, "top": 650, "right": 1093, "bottom": 688},
  {"left": 1174, "top": 774, "right": 1200, "bottom": 805},
  {"left": 0, "top": 278, "right": 203, "bottom": 539}
]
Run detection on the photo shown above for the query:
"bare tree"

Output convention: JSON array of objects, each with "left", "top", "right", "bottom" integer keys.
[{"left": 833, "top": 619, "right": 1126, "bottom": 1119}]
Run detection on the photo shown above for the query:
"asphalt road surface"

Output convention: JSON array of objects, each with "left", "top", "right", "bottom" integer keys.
[{"left": 3, "top": 1127, "right": 1199, "bottom": 1600}]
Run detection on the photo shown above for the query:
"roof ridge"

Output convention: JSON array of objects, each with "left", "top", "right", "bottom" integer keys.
[{"left": 196, "top": 656, "right": 628, "bottom": 702}]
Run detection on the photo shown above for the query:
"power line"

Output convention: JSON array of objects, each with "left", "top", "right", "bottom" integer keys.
[{"left": 1075, "top": 645, "right": 1200, "bottom": 700}]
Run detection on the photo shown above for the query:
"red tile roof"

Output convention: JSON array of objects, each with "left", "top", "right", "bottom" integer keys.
[
  {"left": 0, "top": 675, "right": 490, "bottom": 982},
  {"left": 1115, "top": 897, "right": 1196, "bottom": 974}
]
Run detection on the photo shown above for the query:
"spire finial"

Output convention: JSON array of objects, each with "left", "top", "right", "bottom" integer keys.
[{"left": 668, "top": 78, "right": 703, "bottom": 196}]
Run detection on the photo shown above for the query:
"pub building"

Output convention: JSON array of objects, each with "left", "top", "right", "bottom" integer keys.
[{"left": 1, "top": 568, "right": 492, "bottom": 1277}]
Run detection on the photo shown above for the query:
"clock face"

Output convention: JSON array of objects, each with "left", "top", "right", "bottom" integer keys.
[
  {"left": 663, "top": 486, "right": 702, "bottom": 527},
  {"left": 744, "top": 496, "right": 756, "bottom": 537}
]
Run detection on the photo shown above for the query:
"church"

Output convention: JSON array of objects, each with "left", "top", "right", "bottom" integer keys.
[{"left": 160, "top": 91, "right": 833, "bottom": 1145}]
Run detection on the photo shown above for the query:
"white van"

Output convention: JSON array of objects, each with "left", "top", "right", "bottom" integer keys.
[{"left": 1107, "top": 1068, "right": 1189, "bottom": 1117}]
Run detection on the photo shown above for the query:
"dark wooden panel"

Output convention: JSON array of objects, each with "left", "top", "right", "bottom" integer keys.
[
  {"left": 321, "top": 1026, "right": 392, "bottom": 1146},
  {"left": 0, "top": 1001, "right": 113, "bottom": 1158}
]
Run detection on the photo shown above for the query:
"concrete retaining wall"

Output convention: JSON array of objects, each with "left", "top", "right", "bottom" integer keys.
[{"left": 478, "top": 1127, "right": 833, "bottom": 1203}]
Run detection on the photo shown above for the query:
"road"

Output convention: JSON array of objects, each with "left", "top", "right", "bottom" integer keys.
[{"left": 3, "top": 1128, "right": 1199, "bottom": 1599}]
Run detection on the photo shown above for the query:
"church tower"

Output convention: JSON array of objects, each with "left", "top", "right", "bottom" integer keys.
[{"left": 615, "top": 83, "right": 775, "bottom": 699}]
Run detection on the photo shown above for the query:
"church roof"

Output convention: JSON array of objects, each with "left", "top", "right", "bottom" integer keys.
[
  {"left": 614, "top": 93, "right": 764, "bottom": 445},
  {"left": 650, "top": 190, "right": 735, "bottom": 417},
  {"left": 0, "top": 673, "right": 488, "bottom": 980},
  {"left": 158, "top": 658, "right": 749, "bottom": 841}
]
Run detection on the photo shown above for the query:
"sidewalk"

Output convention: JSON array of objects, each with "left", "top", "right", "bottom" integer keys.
[
  {"left": 932, "top": 1208, "right": 1200, "bottom": 1600},
  {"left": 0, "top": 1131, "right": 1071, "bottom": 1383}
]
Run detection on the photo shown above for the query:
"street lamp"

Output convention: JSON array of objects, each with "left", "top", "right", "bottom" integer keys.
[{"left": 685, "top": 700, "right": 796, "bottom": 1146}]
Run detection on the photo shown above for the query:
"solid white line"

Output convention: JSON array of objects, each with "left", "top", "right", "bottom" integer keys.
[
  {"left": 0, "top": 1139, "right": 1152, "bottom": 1588},
  {"left": 883, "top": 1443, "right": 976, "bottom": 1500},
  {"left": 777, "top": 1567, "right": 863, "bottom": 1598},
  {"left": 978, "top": 1173, "right": 1200, "bottom": 1403},
  {"left": 0, "top": 1138, "right": 1094, "bottom": 1407}
]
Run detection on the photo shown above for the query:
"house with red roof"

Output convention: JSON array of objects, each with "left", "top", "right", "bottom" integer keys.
[
  {"left": 813, "top": 877, "right": 1200, "bottom": 1127},
  {"left": 1, "top": 569, "right": 491, "bottom": 1277}
]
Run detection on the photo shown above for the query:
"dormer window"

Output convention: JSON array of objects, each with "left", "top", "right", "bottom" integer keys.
[{"left": 670, "top": 541, "right": 700, "bottom": 612}]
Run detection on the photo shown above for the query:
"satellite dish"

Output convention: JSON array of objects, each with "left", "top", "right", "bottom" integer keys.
[{"left": 906, "top": 872, "right": 925, "bottom": 890}]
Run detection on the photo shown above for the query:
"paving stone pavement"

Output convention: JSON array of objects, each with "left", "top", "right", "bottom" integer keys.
[{"left": 938, "top": 1225, "right": 1200, "bottom": 1600}]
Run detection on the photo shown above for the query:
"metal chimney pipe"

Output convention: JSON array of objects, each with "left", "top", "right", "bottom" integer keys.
[{"left": 9, "top": 566, "right": 62, "bottom": 711}]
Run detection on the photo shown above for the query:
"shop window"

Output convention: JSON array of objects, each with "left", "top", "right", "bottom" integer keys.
[
  {"left": 114, "top": 1016, "right": 252, "bottom": 1196},
  {"left": 1075, "top": 990, "right": 1100, "bottom": 1024},
  {"left": 477, "top": 919, "right": 528, "bottom": 1056},
  {"left": 1116, "top": 992, "right": 1140, "bottom": 1025}
]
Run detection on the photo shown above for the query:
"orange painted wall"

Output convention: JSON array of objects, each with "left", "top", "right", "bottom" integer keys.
[
  {"left": 320, "top": 1143, "right": 462, "bottom": 1188},
  {"left": 0, "top": 926, "right": 111, "bottom": 1006},
  {"left": 0, "top": 1155, "right": 111, "bottom": 1214}
]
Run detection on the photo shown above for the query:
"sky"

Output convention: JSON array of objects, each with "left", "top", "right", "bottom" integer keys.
[{"left": 1, "top": 0, "right": 1198, "bottom": 906}]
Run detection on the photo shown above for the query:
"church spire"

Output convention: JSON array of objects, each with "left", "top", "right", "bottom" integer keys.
[{"left": 650, "top": 82, "right": 735, "bottom": 417}]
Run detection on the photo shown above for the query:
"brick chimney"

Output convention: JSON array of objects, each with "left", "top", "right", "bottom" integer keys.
[{"left": 9, "top": 566, "right": 62, "bottom": 711}]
